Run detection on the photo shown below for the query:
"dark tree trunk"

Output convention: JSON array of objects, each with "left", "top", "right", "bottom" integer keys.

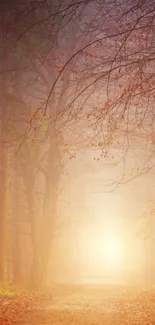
[
  {"left": 0, "top": 13, "right": 10, "bottom": 281},
  {"left": 38, "top": 131, "right": 61, "bottom": 285},
  {"left": 0, "top": 152, "right": 8, "bottom": 282},
  {"left": 23, "top": 164, "right": 40, "bottom": 287},
  {"left": 11, "top": 166, "right": 22, "bottom": 284}
]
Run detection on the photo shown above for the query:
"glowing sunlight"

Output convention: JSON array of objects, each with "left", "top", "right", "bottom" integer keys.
[
  {"left": 77, "top": 226, "right": 124, "bottom": 283},
  {"left": 104, "top": 235, "right": 122, "bottom": 261}
]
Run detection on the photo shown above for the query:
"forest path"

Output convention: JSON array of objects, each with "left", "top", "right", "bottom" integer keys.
[{"left": 16, "top": 285, "right": 155, "bottom": 325}]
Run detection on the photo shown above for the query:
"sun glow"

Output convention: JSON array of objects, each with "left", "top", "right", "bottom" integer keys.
[
  {"left": 104, "top": 235, "right": 122, "bottom": 260},
  {"left": 90, "top": 233, "right": 123, "bottom": 269},
  {"left": 78, "top": 228, "right": 124, "bottom": 280}
]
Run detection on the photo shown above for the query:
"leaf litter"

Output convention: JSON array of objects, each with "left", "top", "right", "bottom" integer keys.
[{"left": 1, "top": 286, "right": 155, "bottom": 324}]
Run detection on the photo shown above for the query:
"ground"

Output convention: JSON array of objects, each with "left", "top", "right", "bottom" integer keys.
[{"left": 1, "top": 284, "right": 155, "bottom": 324}]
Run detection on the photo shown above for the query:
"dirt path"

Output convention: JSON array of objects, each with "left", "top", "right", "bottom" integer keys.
[{"left": 16, "top": 286, "right": 155, "bottom": 325}]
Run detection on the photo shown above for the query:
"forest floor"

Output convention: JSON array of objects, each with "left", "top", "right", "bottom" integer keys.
[{"left": 1, "top": 284, "right": 155, "bottom": 324}]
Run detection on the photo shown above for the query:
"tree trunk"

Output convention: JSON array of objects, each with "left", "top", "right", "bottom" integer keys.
[
  {"left": 39, "top": 132, "right": 61, "bottom": 285},
  {"left": 0, "top": 151, "right": 8, "bottom": 282},
  {"left": 22, "top": 164, "right": 40, "bottom": 287},
  {"left": 11, "top": 165, "right": 22, "bottom": 284},
  {"left": 0, "top": 17, "right": 10, "bottom": 282}
]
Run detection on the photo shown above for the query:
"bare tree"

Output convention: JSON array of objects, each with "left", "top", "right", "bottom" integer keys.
[{"left": 2, "top": 0, "right": 155, "bottom": 286}]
